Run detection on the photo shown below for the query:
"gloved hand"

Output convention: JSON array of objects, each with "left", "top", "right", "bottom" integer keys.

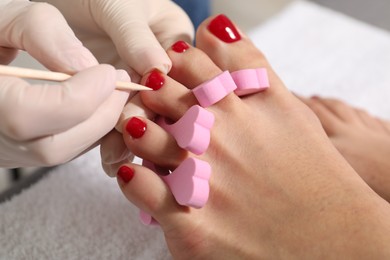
[
  {"left": 100, "top": 94, "right": 154, "bottom": 176},
  {"left": 36, "top": 0, "right": 195, "bottom": 176},
  {"left": 0, "top": 1, "right": 130, "bottom": 168},
  {"left": 37, "top": 0, "right": 195, "bottom": 80}
]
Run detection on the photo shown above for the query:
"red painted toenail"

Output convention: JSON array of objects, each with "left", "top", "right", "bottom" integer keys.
[
  {"left": 117, "top": 165, "right": 135, "bottom": 183},
  {"left": 171, "top": 40, "right": 190, "bottom": 53},
  {"left": 208, "top": 14, "right": 241, "bottom": 43},
  {"left": 126, "top": 117, "right": 147, "bottom": 139},
  {"left": 145, "top": 69, "right": 165, "bottom": 90}
]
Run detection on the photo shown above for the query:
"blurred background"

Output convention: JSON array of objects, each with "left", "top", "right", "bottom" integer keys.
[
  {"left": 1, "top": 0, "right": 390, "bottom": 197},
  {"left": 213, "top": 0, "right": 390, "bottom": 32}
]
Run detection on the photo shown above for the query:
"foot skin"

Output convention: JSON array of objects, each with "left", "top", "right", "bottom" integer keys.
[
  {"left": 301, "top": 96, "right": 390, "bottom": 201},
  {"left": 115, "top": 15, "right": 390, "bottom": 259}
]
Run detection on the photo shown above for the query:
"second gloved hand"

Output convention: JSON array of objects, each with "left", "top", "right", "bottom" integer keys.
[
  {"left": 38, "top": 0, "right": 195, "bottom": 80},
  {"left": 0, "top": 1, "right": 130, "bottom": 167}
]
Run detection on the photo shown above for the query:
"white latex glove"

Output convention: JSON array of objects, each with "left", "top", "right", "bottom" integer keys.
[
  {"left": 36, "top": 0, "right": 194, "bottom": 176},
  {"left": 37, "top": 0, "right": 195, "bottom": 80},
  {"left": 100, "top": 94, "right": 155, "bottom": 176},
  {"left": 0, "top": 1, "right": 130, "bottom": 168}
]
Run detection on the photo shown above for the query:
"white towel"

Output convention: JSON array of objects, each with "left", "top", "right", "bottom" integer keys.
[
  {"left": 251, "top": 1, "right": 390, "bottom": 119},
  {"left": 2, "top": 1, "right": 390, "bottom": 259}
]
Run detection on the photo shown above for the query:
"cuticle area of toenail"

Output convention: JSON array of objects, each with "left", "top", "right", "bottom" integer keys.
[
  {"left": 171, "top": 40, "right": 190, "bottom": 53},
  {"left": 117, "top": 165, "right": 135, "bottom": 183},
  {"left": 145, "top": 69, "right": 165, "bottom": 90},
  {"left": 126, "top": 117, "right": 147, "bottom": 139},
  {"left": 207, "top": 14, "right": 242, "bottom": 43}
]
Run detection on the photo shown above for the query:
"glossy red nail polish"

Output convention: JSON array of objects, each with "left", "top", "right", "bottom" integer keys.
[
  {"left": 145, "top": 70, "right": 165, "bottom": 90},
  {"left": 208, "top": 14, "right": 241, "bottom": 43},
  {"left": 126, "top": 117, "right": 147, "bottom": 139},
  {"left": 171, "top": 41, "right": 190, "bottom": 53},
  {"left": 117, "top": 165, "right": 135, "bottom": 183}
]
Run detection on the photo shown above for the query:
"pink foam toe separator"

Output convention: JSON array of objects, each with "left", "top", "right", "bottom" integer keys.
[
  {"left": 139, "top": 158, "right": 211, "bottom": 225},
  {"left": 162, "top": 157, "right": 211, "bottom": 208},
  {"left": 139, "top": 210, "right": 159, "bottom": 226},
  {"left": 192, "top": 70, "right": 237, "bottom": 107},
  {"left": 156, "top": 105, "right": 215, "bottom": 155},
  {"left": 138, "top": 160, "right": 162, "bottom": 226},
  {"left": 231, "top": 68, "right": 270, "bottom": 96}
]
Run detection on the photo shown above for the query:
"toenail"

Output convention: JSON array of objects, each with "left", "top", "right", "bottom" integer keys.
[
  {"left": 208, "top": 14, "right": 241, "bottom": 43},
  {"left": 117, "top": 165, "right": 135, "bottom": 183},
  {"left": 145, "top": 69, "right": 165, "bottom": 90},
  {"left": 171, "top": 40, "right": 190, "bottom": 53},
  {"left": 126, "top": 117, "right": 147, "bottom": 139}
]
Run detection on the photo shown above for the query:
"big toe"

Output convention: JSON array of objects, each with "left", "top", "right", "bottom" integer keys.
[{"left": 196, "top": 14, "right": 287, "bottom": 98}]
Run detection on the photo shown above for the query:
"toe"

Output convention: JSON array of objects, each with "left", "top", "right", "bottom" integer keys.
[
  {"left": 140, "top": 69, "right": 198, "bottom": 121},
  {"left": 195, "top": 14, "right": 287, "bottom": 97},
  {"left": 167, "top": 40, "right": 223, "bottom": 88},
  {"left": 196, "top": 15, "right": 268, "bottom": 71},
  {"left": 117, "top": 163, "right": 189, "bottom": 229},
  {"left": 122, "top": 116, "right": 187, "bottom": 169},
  {"left": 355, "top": 109, "right": 389, "bottom": 133},
  {"left": 299, "top": 96, "right": 344, "bottom": 136},
  {"left": 382, "top": 121, "right": 390, "bottom": 134},
  {"left": 315, "top": 98, "right": 365, "bottom": 126},
  {"left": 140, "top": 42, "right": 241, "bottom": 120}
]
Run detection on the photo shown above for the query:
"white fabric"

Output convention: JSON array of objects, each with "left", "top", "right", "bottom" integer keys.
[
  {"left": 2, "top": 1, "right": 390, "bottom": 259},
  {"left": 251, "top": 1, "right": 390, "bottom": 119}
]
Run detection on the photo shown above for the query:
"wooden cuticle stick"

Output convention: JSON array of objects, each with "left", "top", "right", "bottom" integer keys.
[{"left": 0, "top": 65, "right": 152, "bottom": 91}]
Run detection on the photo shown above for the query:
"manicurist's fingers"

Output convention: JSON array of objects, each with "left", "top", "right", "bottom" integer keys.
[{"left": 0, "top": 1, "right": 98, "bottom": 72}]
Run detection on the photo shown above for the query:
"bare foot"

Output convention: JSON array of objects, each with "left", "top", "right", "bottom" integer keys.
[
  {"left": 301, "top": 96, "right": 390, "bottom": 201},
  {"left": 113, "top": 15, "right": 390, "bottom": 259}
]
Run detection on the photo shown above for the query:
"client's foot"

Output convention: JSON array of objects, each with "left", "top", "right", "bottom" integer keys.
[
  {"left": 116, "top": 15, "right": 390, "bottom": 259},
  {"left": 301, "top": 96, "right": 390, "bottom": 201}
]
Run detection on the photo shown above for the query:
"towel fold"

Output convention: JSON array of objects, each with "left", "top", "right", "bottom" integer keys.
[{"left": 1, "top": 1, "right": 390, "bottom": 259}]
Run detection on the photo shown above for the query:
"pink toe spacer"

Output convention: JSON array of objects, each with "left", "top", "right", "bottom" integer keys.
[
  {"left": 139, "top": 210, "right": 159, "bottom": 226},
  {"left": 230, "top": 68, "right": 270, "bottom": 96},
  {"left": 162, "top": 157, "right": 211, "bottom": 208},
  {"left": 156, "top": 105, "right": 215, "bottom": 155},
  {"left": 143, "top": 158, "right": 211, "bottom": 208},
  {"left": 192, "top": 70, "right": 237, "bottom": 107},
  {"left": 140, "top": 158, "right": 211, "bottom": 225}
]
